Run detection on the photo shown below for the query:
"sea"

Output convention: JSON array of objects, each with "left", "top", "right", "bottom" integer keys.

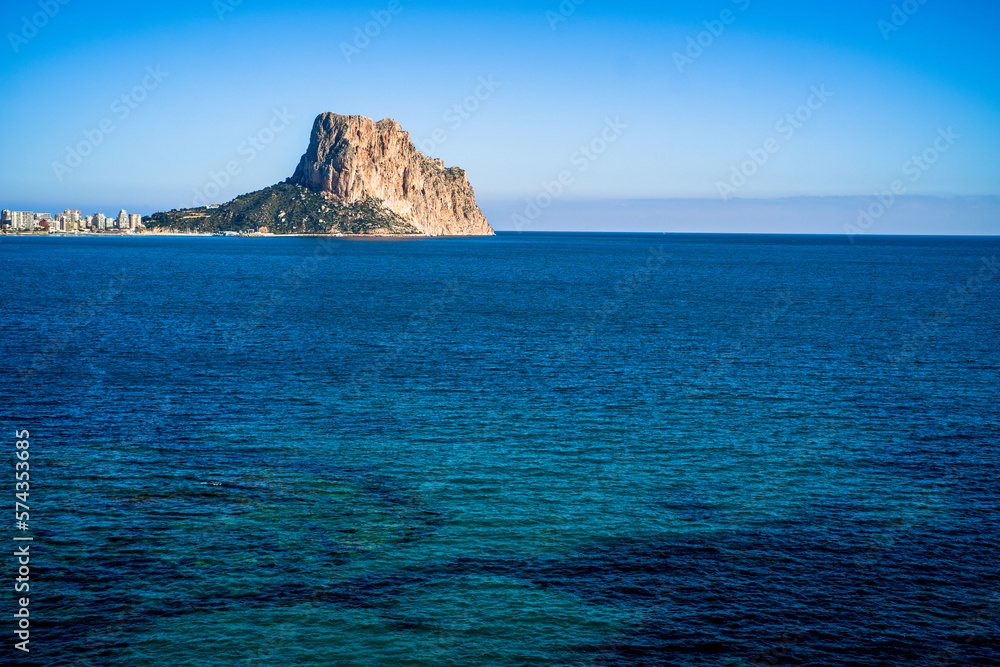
[{"left": 2, "top": 233, "right": 998, "bottom": 666}]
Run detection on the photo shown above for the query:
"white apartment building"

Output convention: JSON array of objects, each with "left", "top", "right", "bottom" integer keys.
[{"left": 10, "top": 211, "right": 34, "bottom": 230}]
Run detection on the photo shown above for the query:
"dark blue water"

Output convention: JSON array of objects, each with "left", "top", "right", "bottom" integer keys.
[{"left": 2, "top": 233, "right": 998, "bottom": 666}]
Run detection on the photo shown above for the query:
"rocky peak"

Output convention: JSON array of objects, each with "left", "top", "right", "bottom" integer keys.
[{"left": 289, "top": 113, "right": 494, "bottom": 236}]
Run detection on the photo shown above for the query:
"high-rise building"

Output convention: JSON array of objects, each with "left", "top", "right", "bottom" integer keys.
[
  {"left": 129, "top": 213, "right": 142, "bottom": 229},
  {"left": 95, "top": 213, "right": 107, "bottom": 230},
  {"left": 6, "top": 211, "right": 34, "bottom": 230},
  {"left": 118, "top": 209, "right": 128, "bottom": 229},
  {"left": 56, "top": 213, "right": 79, "bottom": 232}
]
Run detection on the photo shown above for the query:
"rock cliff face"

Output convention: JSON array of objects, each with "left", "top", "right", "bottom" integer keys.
[{"left": 289, "top": 113, "right": 494, "bottom": 236}]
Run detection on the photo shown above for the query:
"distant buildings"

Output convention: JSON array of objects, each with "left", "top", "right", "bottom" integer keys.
[
  {"left": 47, "top": 210, "right": 83, "bottom": 232},
  {"left": 2, "top": 210, "right": 36, "bottom": 230},
  {"left": 62, "top": 209, "right": 81, "bottom": 225},
  {"left": 0, "top": 207, "right": 143, "bottom": 233}
]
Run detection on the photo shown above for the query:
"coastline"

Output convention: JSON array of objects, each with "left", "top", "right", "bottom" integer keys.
[{"left": 0, "top": 231, "right": 466, "bottom": 239}]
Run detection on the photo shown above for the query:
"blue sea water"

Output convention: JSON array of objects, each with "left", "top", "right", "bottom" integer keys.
[{"left": 2, "top": 232, "right": 999, "bottom": 666}]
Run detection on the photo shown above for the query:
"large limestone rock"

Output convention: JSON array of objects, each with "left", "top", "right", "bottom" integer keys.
[{"left": 289, "top": 113, "right": 494, "bottom": 236}]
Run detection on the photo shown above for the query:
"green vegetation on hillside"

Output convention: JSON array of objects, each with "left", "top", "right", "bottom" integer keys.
[{"left": 146, "top": 182, "right": 420, "bottom": 235}]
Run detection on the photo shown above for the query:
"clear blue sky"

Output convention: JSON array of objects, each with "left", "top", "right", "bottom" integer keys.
[{"left": 1, "top": 0, "right": 998, "bottom": 231}]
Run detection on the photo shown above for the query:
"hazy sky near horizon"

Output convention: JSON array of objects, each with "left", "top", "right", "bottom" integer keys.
[{"left": 1, "top": 0, "right": 998, "bottom": 224}]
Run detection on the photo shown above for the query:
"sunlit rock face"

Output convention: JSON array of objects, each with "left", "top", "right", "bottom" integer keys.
[{"left": 290, "top": 113, "right": 494, "bottom": 236}]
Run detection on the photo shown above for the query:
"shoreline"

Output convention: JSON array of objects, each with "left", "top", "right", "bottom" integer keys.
[{"left": 0, "top": 231, "right": 480, "bottom": 239}]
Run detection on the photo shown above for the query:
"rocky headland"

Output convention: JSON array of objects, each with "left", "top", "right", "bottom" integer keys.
[{"left": 147, "top": 112, "right": 494, "bottom": 236}]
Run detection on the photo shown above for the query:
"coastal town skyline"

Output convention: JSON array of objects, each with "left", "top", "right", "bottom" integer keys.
[{"left": 2, "top": 207, "right": 142, "bottom": 233}]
